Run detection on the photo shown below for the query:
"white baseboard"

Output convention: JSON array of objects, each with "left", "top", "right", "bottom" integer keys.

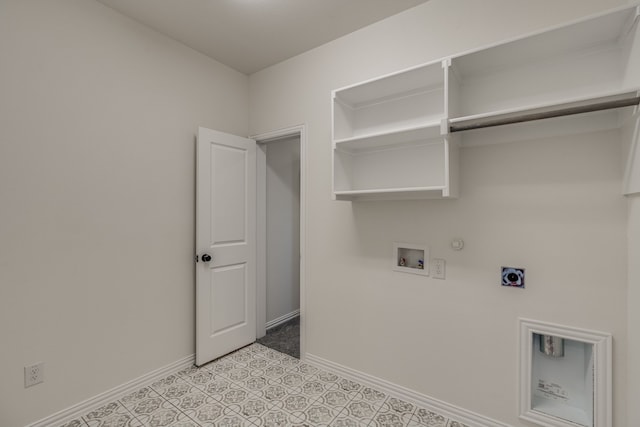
[
  {"left": 26, "top": 348, "right": 508, "bottom": 427},
  {"left": 304, "top": 353, "right": 511, "bottom": 427},
  {"left": 26, "top": 354, "right": 195, "bottom": 427},
  {"left": 265, "top": 309, "right": 300, "bottom": 330}
]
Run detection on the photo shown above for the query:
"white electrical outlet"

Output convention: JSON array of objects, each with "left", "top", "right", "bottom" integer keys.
[
  {"left": 433, "top": 259, "right": 446, "bottom": 280},
  {"left": 24, "top": 362, "right": 44, "bottom": 388}
]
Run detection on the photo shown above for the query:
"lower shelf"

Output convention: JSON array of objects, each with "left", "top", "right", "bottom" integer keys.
[
  {"left": 334, "top": 186, "right": 451, "bottom": 201},
  {"left": 332, "top": 136, "right": 458, "bottom": 201}
]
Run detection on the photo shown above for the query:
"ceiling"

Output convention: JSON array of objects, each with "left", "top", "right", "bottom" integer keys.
[{"left": 96, "top": 0, "right": 431, "bottom": 75}]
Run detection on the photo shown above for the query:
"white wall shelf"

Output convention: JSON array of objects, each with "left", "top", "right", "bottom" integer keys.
[
  {"left": 331, "top": 4, "right": 640, "bottom": 201},
  {"left": 332, "top": 60, "right": 457, "bottom": 201},
  {"left": 334, "top": 121, "right": 443, "bottom": 152},
  {"left": 333, "top": 136, "right": 458, "bottom": 201},
  {"left": 334, "top": 187, "right": 447, "bottom": 202},
  {"left": 448, "top": 7, "right": 636, "bottom": 117},
  {"left": 332, "top": 62, "right": 446, "bottom": 142}
]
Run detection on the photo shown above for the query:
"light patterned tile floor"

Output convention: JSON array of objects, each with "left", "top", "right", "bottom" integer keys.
[{"left": 58, "top": 343, "right": 469, "bottom": 427}]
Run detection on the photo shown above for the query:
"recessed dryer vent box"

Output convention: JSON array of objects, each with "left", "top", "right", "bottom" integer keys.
[
  {"left": 393, "top": 242, "right": 429, "bottom": 276},
  {"left": 519, "top": 318, "right": 612, "bottom": 427}
]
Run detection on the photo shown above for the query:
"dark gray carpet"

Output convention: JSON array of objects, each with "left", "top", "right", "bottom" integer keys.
[{"left": 256, "top": 316, "right": 300, "bottom": 359}]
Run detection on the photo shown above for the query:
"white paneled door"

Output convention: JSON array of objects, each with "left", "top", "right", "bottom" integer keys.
[{"left": 196, "top": 127, "right": 256, "bottom": 366}]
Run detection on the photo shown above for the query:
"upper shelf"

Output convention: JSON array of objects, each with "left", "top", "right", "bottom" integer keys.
[
  {"left": 451, "top": 7, "right": 635, "bottom": 79},
  {"left": 448, "top": 5, "right": 640, "bottom": 118},
  {"left": 332, "top": 61, "right": 445, "bottom": 142},
  {"left": 334, "top": 61, "right": 445, "bottom": 107}
]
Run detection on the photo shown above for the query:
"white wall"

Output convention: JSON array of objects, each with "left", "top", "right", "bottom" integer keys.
[
  {"left": 0, "top": 1, "right": 248, "bottom": 425},
  {"left": 265, "top": 137, "right": 301, "bottom": 323},
  {"left": 249, "top": 0, "right": 629, "bottom": 425}
]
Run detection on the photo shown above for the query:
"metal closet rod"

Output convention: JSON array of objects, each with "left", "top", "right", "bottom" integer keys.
[{"left": 449, "top": 96, "right": 640, "bottom": 133}]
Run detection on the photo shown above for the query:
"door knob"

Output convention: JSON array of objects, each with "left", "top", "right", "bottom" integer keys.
[{"left": 201, "top": 254, "right": 212, "bottom": 262}]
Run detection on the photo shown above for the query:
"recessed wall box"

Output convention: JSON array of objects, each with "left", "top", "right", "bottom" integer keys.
[
  {"left": 393, "top": 242, "right": 429, "bottom": 276},
  {"left": 519, "top": 318, "right": 612, "bottom": 427}
]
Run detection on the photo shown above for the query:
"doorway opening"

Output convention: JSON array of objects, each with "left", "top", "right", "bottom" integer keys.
[{"left": 254, "top": 125, "right": 306, "bottom": 359}]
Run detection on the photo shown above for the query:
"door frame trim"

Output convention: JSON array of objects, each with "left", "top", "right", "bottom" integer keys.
[{"left": 252, "top": 124, "right": 306, "bottom": 360}]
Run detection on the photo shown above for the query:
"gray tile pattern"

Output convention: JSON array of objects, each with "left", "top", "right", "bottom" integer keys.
[{"left": 58, "top": 344, "right": 469, "bottom": 427}]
